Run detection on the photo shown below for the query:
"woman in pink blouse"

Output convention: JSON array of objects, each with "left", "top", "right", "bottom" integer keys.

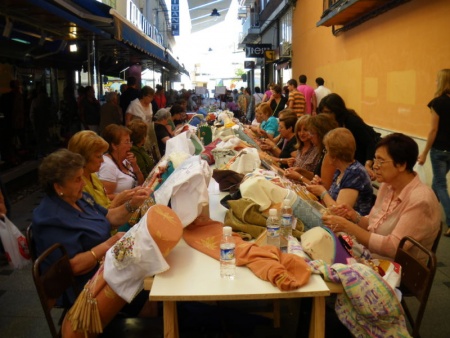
[{"left": 322, "top": 133, "right": 441, "bottom": 260}]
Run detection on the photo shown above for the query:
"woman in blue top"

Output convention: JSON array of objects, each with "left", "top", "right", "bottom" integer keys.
[
  {"left": 258, "top": 102, "right": 279, "bottom": 140},
  {"left": 307, "top": 128, "right": 373, "bottom": 216},
  {"left": 32, "top": 149, "right": 150, "bottom": 303}
]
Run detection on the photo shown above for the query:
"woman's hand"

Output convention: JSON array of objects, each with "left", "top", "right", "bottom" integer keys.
[
  {"left": 310, "top": 175, "right": 322, "bottom": 185},
  {"left": 306, "top": 184, "right": 327, "bottom": 197},
  {"left": 364, "top": 161, "right": 376, "bottom": 180},
  {"left": 129, "top": 187, "right": 152, "bottom": 209},
  {"left": 322, "top": 214, "right": 350, "bottom": 233},
  {"left": 417, "top": 153, "right": 427, "bottom": 165},
  {"left": 286, "top": 157, "right": 295, "bottom": 167},
  {"left": 126, "top": 151, "right": 138, "bottom": 168},
  {"left": 284, "top": 168, "right": 302, "bottom": 181},
  {"left": 260, "top": 138, "right": 275, "bottom": 151},
  {"left": 328, "top": 203, "right": 357, "bottom": 221}
]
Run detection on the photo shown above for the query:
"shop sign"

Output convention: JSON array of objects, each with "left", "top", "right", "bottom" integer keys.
[
  {"left": 245, "top": 44, "right": 272, "bottom": 58},
  {"left": 244, "top": 61, "right": 255, "bottom": 69}
]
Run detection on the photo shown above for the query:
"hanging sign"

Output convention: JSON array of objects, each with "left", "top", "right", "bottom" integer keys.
[{"left": 171, "top": 0, "right": 179, "bottom": 36}]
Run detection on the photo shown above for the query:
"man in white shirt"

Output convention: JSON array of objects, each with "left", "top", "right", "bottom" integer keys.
[{"left": 314, "top": 77, "right": 332, "bottom": 106}]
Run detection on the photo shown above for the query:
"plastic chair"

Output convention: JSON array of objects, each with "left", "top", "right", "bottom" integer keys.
[
  {"left": 26, "top": 224, "right": 37, "bottom": 263},
  {"left": 32, "top": 243, "right": 79, "bottom": 338},
  {"left": 395, "top": 236, "right": 437, "bottom": 338}
]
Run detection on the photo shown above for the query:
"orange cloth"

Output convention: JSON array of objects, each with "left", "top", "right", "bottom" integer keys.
[{"left": 183, "top": 215, "right": 311, "bottom": 291}]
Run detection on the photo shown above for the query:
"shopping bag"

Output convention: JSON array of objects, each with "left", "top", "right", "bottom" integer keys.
[{"left": 0, "top": 216, "right": 30, "bottom": 269}]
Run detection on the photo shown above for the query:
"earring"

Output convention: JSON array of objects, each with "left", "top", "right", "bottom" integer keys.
[{"left": 59, "top": 192, "right": 64, "bottom": 196}]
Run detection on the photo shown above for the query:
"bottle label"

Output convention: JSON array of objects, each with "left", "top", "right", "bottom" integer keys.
[
  {"left": 220, "top": 248, "right": 235, "bottom": 260},
  {"left": 281, "top": 215, "right": 292, "bottom": 227},
  {"left": 267, "top": 226, "right": 280, "bottom": 237}
]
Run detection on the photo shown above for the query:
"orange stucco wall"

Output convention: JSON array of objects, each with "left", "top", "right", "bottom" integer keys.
[{"left": 292, "top": 0, "right": 450, "bottom": 138}]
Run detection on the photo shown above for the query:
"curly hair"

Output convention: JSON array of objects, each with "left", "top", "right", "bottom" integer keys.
[{"left": 39, "top": 149, "right": 85, "bottom": 195}]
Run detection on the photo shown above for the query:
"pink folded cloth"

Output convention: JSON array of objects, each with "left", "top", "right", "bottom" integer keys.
[{"left": 183, "top": 215, "right": 311, "bottom": 291}]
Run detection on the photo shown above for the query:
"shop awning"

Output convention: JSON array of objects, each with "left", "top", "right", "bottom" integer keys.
[{"left": 110, "top": 9, "right": 188, "bottom": 76}]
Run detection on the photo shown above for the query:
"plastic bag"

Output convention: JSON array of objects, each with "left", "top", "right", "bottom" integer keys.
[
  {"left": 414, "top": 163, "right": 427, "bottom": 183},
  {"left": 0, "top": 216, "right": 30, "bottom": 269}
]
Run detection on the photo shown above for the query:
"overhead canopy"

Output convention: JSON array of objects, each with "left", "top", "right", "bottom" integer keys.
[{"left": 0, "top": 0, "right": 188, "bottom": 77}]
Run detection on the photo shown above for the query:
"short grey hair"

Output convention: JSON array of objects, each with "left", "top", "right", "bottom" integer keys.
[{"left": 154, "top": 108, "right": 171, "bottom": 121}]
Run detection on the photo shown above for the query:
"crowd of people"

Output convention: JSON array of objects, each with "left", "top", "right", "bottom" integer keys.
[
  {"left": 1, "top": 69, "right": 448, "bottom": 336},
  {"left": 0, "top": 76, "right": 201, "bottom": 169}
]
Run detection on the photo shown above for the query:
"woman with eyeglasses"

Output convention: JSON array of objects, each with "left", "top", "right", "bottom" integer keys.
[
  {"left": 318, "top": 93, "right": 381, "bottom": 180},
  {"left": 306, "top": 128, "right": 373, "bottom": 216},
  {"left": 98, "top": 124, "right": 145, "bottom": 201},
  {"left": 418, "top": 69, "right": 450, "bottom": 237},
  {"left": 322, "top": 133, "right": 441, "bottom": 260},
  {"left": 124, "top": 86, "right": 155, "bottom": 125}
]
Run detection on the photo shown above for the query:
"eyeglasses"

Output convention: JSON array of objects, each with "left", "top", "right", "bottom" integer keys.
[
  {"left": 373, "top": 158, "right": 393, "bottom": 167},
  {"left": 321, "top": 108, "right": 332, "bottom": 114}
]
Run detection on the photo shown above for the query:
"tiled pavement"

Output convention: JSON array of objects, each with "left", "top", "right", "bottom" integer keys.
[{"left": 1, "top": 170, "right": 450, "bottom": 337}]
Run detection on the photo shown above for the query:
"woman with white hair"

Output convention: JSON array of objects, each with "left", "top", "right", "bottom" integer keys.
[{"left": 153, "top": 108, "right": 172, "bottom": 156}]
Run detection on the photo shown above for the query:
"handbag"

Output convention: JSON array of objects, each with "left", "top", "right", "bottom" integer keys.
[
  {"left": 0, "top": 216, "right": 30, "bottom": 269},
  {"left": 300, "top": 226, "right": 352, "bottom": 265}
]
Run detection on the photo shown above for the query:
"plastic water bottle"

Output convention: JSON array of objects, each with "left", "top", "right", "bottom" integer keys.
[
  {"left": 220, "top": 226, "right": 236, "bottom": 279},
  {"left": 280, "top": 199, "right": 293, "bottom": 252},
  {"left": 266, "top": 208, "right": 281, "bottom": 248}
]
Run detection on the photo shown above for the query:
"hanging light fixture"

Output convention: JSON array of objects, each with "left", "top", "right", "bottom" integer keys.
[{"left": 210, "top": 8, "right": 220, "bottom": 17}]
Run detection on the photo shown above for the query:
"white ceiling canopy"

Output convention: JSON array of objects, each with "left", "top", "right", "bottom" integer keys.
[{"left": 188, "top": 0, "right": 232, "bottom": 33}]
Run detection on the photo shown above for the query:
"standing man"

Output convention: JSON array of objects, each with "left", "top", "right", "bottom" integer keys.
[
  {"left": 120, "top": 76, "right": 140, "bottom": 123},
  {"left": 287, "top": 79, "right": 306, "bottom": 118},
  {"left": 314, "top": 77, "right": 332, "bottom": 106},
  {"left": 0, "top": 79, "right": 25, "bottom": 166},
  {"left": 297, "top": 74, "right": 317, "bottom": 115}
]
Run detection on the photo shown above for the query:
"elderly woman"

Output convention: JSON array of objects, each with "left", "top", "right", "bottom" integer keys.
[
  {"left": 31, "top": 149, "right": 150, "bottom": 302},
  {"left": 259, "top": 114, "right": 297, "bottom": 168},
  {"left": 125, "top": 86, "right": 155, "bottom": 125},
  {"left": 99, "top": 124, "right": 145, "bottom": 200},
  {"left": 67, "top": 130, "right": 138, "bottom": 209},
  {"left": 318, "top": 93, "right": 381, "bottom": 179},
  {"left": 153, "top": 108, "right": 173, "bottom": 157},
  {"left": 127, "top": 119, "right": 155, "bottom": 178},
  {"left": 284, "top": 115, "right": 321, "bottom": 180},
  {"left": 323, "top": 133, "right": 441, "bottom": 260},
  {"left": 306, "top": 128, "right": 373, "bottom": 216}
]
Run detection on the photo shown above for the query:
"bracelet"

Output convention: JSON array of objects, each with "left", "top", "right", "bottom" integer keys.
[
  {"left": 90, "top": 250, "right": 101, "bottom": 264},
  {"left": 354, "top": 212, "right": 362, "bottom": 224},
  {"left": 125, "top": 200, "right": 138, "bottom": 213},
  {"left": 319, "top": 191, "right": 328, "bottom": 200}
]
